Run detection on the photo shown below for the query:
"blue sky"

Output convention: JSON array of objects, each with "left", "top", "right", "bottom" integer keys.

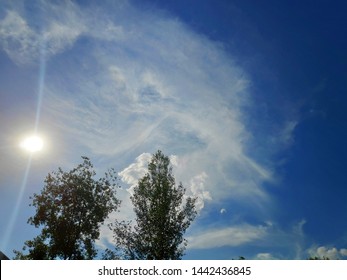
[{"left": 1, "top": 0, "right": 347, "bottom": 260}]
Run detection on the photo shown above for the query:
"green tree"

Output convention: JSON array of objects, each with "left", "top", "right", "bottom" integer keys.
[
  {"left": 14, "top": 157, "right": 120, "bottom": 260},
  {"left": 109, "top": 150, "right": 197, "bottom": 260},
  {"left": 14, "top": 236, "right": 49, "bottom": 260}
]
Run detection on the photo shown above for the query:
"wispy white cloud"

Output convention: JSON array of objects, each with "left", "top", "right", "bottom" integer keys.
[
  {"left": 292, "top": 219, "right": 306, "bottom": 237},
  {"left": 187, "top": 223, "right": 268, "bottom": 249},
  {"left": 187, "top": 218, "right": 310, "bottom": 256},
  {"left": 0, "top": 0, "right": 296, "bottom": 253},
  {"left": 0, "top": 10, "right": 38, "bottom": 64},
  {"left": 27, "top": 0, "right": 273, "bottom": 208},
  {"left": 0, "top": 1, "right": 85, "bottom": 64},
  {"left": 255, "top": 252, "right": 275, "bottom": 260},
  {"left": 279, "top": 120, "right": 298, "bottom": 147}
]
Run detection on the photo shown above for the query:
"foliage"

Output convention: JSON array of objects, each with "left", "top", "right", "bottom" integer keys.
[
  {"left": 110, "top": 150, "right": 197, "bottom": 260},
  {"left": 13, "top": 236, "right": 49, "bottom": 260},
  {"left": 308, "top": 256, "right": 330, "bottom": 260},
  {"left": 13, "top": 157, "right": 120, "bottom": 260},
  {"left": 101, "top": 248, "right": 122, "bottom": 260}
]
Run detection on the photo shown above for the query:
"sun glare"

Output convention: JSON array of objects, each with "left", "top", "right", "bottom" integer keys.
[{"left": 20, "top": 135, "right": 44, "bottom": 153}]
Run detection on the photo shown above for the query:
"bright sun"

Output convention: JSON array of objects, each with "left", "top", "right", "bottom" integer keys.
[{"left": 20, "top": 135, "right": 44, "bottom": 153}]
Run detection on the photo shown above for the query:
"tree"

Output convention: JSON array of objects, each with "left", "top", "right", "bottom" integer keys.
[
  {"left": 109, "top": 150, "right": 197, "bottom": 260},
  {"left": 14, "top": 236, "right": 49, "bottom": 260},
  {"left": 308, "top": 256, "right": 331, "bottom": 260},
  {"left": 14, "top": 157, "right": 120, "bottom": 260}
]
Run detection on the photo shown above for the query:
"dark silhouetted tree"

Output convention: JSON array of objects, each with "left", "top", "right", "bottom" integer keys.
[
  {"left": 108, "top": 150, "right": 197, "bottom": 260},
  {"left": 14, "top": 157, "right": 120, "bottom": 259},
  {"left": 308, "top": 256, "right": 331, "bottom": 260}
]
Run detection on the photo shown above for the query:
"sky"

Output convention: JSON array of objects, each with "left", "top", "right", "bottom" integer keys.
[{"left": 0, "top": 0, "right": 347, "bottom": 260}]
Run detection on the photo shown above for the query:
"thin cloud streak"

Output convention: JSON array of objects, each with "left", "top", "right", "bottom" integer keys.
[{"left": 187, "top": 224, "right": 268, "bottom": 249}]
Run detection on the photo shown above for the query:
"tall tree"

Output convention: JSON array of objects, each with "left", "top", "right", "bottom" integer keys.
[
  {"left": 110, "top": 150, "right": 197, "bottom": 260},
  {"left": 14, "top": 157, "right": 120, "bottom": 260}
]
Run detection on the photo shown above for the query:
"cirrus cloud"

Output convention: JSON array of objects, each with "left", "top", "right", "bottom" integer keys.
[{"left": 0, "top": 0, "right": 294, "bottom": 255}]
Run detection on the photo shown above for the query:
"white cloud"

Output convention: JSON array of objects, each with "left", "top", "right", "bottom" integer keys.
[
  {"left": 43, "top": 20, "right": 84, "bottom": 56},
  {"left": 279, "top": 120, "right": 298, "bottom": 147},
  {"left": 340, "top": 249, "right": 347, "bottom": 256},
  {"left": 188, "top": 172, "right": 211, "bottom": 212},
  {"left": 318, "top": 247, "right": 338, "bottom": 259},
  {"left": 0, "top": 11, "right": 38, "bottom": 64},
  {"left": 292, "top": 219, "right": 306, "bottom": 237},
  {"left": 0, "top": 1, "right": 85, "bottom": 64},
  {"left": 308, "top": 246, "right": 347, "bottom": 260},
  {"left": 255, "top": 253, "right": 275, "bottom": 260},
  {"left": 118, "top": 153, "right": 151, "bottom": 189},
  {"left": 187, "top": 224, "right": 268, "bottom": 249}
]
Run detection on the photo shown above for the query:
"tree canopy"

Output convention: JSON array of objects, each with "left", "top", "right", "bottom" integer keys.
[
  {"left": 109, "top": 150, "right": 197, "bottom": 260},
  {"left": 14, "top": 157, "right": 120, "bottom": 260}
]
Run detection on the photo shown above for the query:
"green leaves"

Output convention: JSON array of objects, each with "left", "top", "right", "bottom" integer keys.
[
  {"left": 111, "top": 150, "right": 197, "bottom": 260},
  {"left": 14, "top": 151, "right": 196, "bottom": 260},
  {"left": 14, "top": 157, "right": 120, "bottom": 260}
]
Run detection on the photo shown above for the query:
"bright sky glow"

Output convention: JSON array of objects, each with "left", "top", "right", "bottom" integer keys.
[{"left": 20, "top": 135, "right": 44, "bottom": 153}]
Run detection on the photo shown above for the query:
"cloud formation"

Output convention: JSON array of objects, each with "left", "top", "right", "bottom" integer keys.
[
  {"left": 118, "top": 153, "right": 151, "bottom": 190},
  {"left": 255, "top": 252, "right": 275, "bottom": 260},
  {"left": 0, "top": 0, "right": 291, "bottom": 254},
  {"left": 187, "top": 224, "right": 268, "bottom": 249},
  {"left": 0, "top": 0, "right": 277, "bottom": 206},
  {"left": 308, "top": 246, "right": 347, "bottom": 260},
  {"left": 0, "top": 1, "right": 85, "bottom": 64}
]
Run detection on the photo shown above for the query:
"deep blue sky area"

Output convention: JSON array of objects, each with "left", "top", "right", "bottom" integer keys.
[{"left": 1, "top": 0, "right": 347, "bottom": 260}]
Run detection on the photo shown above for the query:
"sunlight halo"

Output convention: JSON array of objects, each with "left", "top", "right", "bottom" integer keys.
[{"left": 20, "top": 135, "right": 44, "bottom": 153}]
